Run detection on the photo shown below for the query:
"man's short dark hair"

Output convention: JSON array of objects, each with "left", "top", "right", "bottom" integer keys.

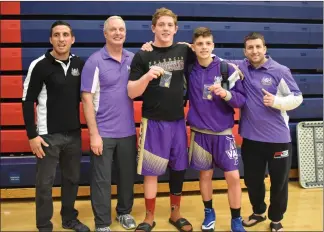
[
  {"left": 192, "top": 27, "right": 213, "bottom": 43},
  {"left": 50, "top": 20, "right": 74, "bottom": 37},
  {"left": 244, "top": 32, "right": 265, "bottom": 48}
]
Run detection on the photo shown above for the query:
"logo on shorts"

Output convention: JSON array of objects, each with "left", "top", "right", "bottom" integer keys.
[
  {"left": 71, "top": 68, "right": 80, "bottom": 76},
  {"left": 274, "top": 150, "right": 289, "bottom": 159},
  {"left": 225, "top": 136, "right": 238, "bottom": 165},
  {"left": 261, "top": 76, "right": 272, "bottom": 85},
  {"left": 137, "top": 121, "right": 144, "bottom": 154}
]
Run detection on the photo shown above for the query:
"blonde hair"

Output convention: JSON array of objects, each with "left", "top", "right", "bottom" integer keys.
[
  {"left": 152, "top": 7, "right": 177, "bottom": 26},
  {"left": 103, "top": 16, "right": 125, "bottom": 32}
]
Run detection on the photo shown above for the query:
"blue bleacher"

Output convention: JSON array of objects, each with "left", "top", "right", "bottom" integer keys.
[
  {"left": 310, "top": 25, "right": 323, "bottom": 44},
  {"left": 15, "top": 73, "right": 323, "bottom": 96},
  {"left": 1, "top": 1, "right": 322, "bottom": 190},
  {"left": 0, "top": 154, "right": 245, "bottom": 187},
  {"left": 19, "top": 20, "right": 322, "bottom": 45},
  {"left": 265, "top": 49, "right": 323, "bottom": 70},
  {"left": 21, "top": 47, "right": 323, "bottom": 71},
  {"left": 289, "top": 98, "right": 323, "bottom": 119},
  {"left": 294, "top": 74, "right": 323, "bottom": 95},
  {"left": 20, "top": 2, "right": 322, "bottom": 20},
  {"left": 2, "top": 121, "right": 302, "bottom": 187},
  {"left": 290, "top": 122, "right": 298, "bottom": 169}
]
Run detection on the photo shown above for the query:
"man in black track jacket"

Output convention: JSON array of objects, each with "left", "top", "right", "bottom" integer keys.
[{"left": 22, "top": 20, "right": 89, "bottom": 232}]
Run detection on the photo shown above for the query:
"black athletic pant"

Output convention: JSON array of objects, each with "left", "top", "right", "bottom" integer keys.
[
  {"left": 36, "top": 129, "right": 81, "bottom": 231},
  {"left": 241, "top": 138, "right": 292, "bottom": 222},
  {"left": 90, "top": 135, "right": 137, "bottom": 228}
]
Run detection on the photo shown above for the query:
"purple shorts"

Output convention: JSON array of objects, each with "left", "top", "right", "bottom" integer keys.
[
  {"left": 137, "top": 118, "right": 188, "bottom": 176},
  {"left": 189, "top": 130, "right": 239, "bottom": 172}
]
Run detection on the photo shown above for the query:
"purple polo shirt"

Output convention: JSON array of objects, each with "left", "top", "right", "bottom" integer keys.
[
  {"left": 81, "top": 46, "right": 135, "bottom": 138},
  {"left": 229, "top": 56, "right": 302, "bottom": 143}
]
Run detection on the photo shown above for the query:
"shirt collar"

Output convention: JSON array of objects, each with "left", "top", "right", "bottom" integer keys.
[
  {"left": 245, "top": 55, "right": 272, "bottom": 69},
  {"left": 100, "top": 46, "right": 129, "bottom": 60},
  {"left": 45, "top": 49, "right": 73, "bottom": 63}
]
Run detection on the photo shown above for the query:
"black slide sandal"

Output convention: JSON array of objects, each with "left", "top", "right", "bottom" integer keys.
[
  {"left": 169, "top": 218, "right": 193, "bottom": 232},
  {"left": 135, "top": 221, "right": 156, "bottom": 232},
  {"left": 242, "top": 213, "right": 267, "bottom": 227},
  {"left": 270, "top": 222, "right": 283, "bottom": 231}
]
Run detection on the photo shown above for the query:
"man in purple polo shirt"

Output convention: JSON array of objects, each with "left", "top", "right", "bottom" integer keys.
[
  {"left": 229, "top": 32, "right": 303, "bottom": 232},
  {"left": 81, "top": 16, "right": 137, "bottom": 232}
]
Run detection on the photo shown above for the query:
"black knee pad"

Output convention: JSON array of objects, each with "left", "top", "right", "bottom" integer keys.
[{"left": 169, "top": 169, "right": 186, "bottom": 194}]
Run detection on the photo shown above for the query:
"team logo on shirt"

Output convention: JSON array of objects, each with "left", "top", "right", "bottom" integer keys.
[
  {"left": 127, "top": 65, "right": 131, "bottom": 73},
  {"left": 148, "top": 56, "right": 184, "bottom": 71},
  {"left": 261, "top": 76, "right": 272, "bottom": 85},
  {"left": 225, "top": 136, "right": 239, "bottom": 165},
  {"left": 71, "top": 68, "right": 80, "bottom": 76},
  {"left": 274, "top": 150, "right": 289, "bottom": 159}
]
